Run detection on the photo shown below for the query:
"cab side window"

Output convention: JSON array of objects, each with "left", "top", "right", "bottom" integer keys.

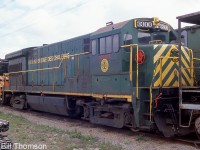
[
  {"left": 106, "top": 36, "right": 112, "bottom": 53},
  {"left": 100, "top": 37, "right": 106, "bottom": 54},
  {"left": 113, "top": 34, "right": 119, "bottom": 52},
  {"left": 124, "top": 34, "right": 133, "bottom": 45},
  {"left": 92, "top": 40, "right": 97, "bottom": 55},
  {"left": 98, "top": 34, "right": 119, "bottom": 55}
]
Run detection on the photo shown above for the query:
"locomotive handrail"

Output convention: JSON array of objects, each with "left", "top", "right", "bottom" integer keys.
[
  {"left": 149, "top": 60, "right": 160, "bottom": 121},
  {"left": 3, "top": 52, "right": 90, "bottom": 75},
  {"left": 149, "top": 56, "right": 179, "bottom": 121},
  {"left": 121, "top": 44, "right": 139, "bottom": 100},
  {"left": 3, "top": 52, "right": 90, "bottom": 92},
  {"left": 193, "top": 58, "right": 200, "bottom": 61},
  {"left": 189, "top": 49, "right": 194, "bottom": 86},
  {"left": 149, "top": 40, "right": 162, "bottom": 44}
]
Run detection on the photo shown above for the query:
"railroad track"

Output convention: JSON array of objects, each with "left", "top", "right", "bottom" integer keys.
[
  {"left": 1, "top": 105, "right": 200, "bottom": 149},
  {"left": 135, "top": 130, "right": 200, "bottom": 149},
  {"left": 176, "top": 138, "right": 200, "bottom": 148}
]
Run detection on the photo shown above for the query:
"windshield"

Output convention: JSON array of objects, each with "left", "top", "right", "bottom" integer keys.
[{"left": 138, "top": 31, "right": 167, "bottom": 45}]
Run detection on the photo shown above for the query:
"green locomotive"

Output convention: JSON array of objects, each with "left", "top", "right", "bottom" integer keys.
[{"left": 0, "top": 17, "right": 198, "bottom": 138}]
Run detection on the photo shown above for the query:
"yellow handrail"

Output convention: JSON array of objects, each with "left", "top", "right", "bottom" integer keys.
[
  {"left": 149, "top": 40, "right": 162, "bottom": 44},
  {"left": 160, "top": 58, "right": 163, "bottom": 87},
  {"left": 4, "top": 52, "right": 90, "bottom": 76},
  {"left": 193, "top": 58, "right": 200, "bottom": 61},
  {"left": 189, "top": 49, "right": 194, "bottom": 86},
  {"left": 121, "top": 44, "right": 139, "bottom": 99},
  {"left": 4, "top": 52, "right": 90, "bottom": 92}
]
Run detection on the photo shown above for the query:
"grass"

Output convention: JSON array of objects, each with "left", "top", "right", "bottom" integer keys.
[
  {"left": 0, "top": 111, "right": 123, "bottom": 150},
  {"left": 68, "top": 130, "right": 96, "bottom": 142},
  {"left": 136, "top": 134, "right": 147, "bottom": 142}
]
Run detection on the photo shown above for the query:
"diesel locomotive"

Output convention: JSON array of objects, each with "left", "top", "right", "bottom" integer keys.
[{"left": 0, "top": 16, "right": 200, "bottom": 138}]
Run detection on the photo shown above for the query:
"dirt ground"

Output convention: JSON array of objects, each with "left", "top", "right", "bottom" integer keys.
[{"left": 0, "top": 106, "right": 198, "bottom": 150}]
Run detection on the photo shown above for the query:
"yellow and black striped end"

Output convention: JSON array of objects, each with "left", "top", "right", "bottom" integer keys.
[{"left": 153, "top": 44, "right": 193, "bottom": 87}]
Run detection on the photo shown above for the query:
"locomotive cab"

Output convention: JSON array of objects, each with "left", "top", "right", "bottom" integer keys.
[
  {"left": 135, "top": 18, "right": 177, "bottom": 45},
  {"left": 89, "top": 17, "right": 193, "bottom": 136}
]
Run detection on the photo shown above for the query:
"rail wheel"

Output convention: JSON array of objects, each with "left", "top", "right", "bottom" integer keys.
[{"left": 195, "top": 117, "right": 200, "bottom": 139}]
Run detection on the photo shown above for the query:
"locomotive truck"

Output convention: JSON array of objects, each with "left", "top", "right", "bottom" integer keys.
[{"left": 0, "top": 15, "right": 200, "bottom": 138}]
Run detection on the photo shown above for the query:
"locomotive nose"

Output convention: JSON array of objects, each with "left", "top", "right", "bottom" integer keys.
[{"left": 153, "top": 44, "right": 192, "bottom": 87}]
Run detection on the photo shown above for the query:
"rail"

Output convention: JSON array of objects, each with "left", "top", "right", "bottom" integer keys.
[{"left": 121, "top": 44, "right": 139, "bottom": 100}]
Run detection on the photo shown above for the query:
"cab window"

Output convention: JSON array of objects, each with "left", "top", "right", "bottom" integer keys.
[
  {"left": 138, "top": 32, "right": 151, "bottom": 44},
  {"left": 153, "top": 33, "right": 166, "bottom": 43},
  {"left": 113, "top": 34, "right": 119, "bottom": 52},
  {"left": 99, "top": 34, "right": 119, "bottom": 54},
  {"left": 106, "top": 36, "right": 112, "bottom": 53},
  {"left": 92, "top": 40, "right": 97, "bottom": 55},
  {"left": 124, "top": 34, "right": 133, "bottom": 45},
  {"left": 100, "top": 37, "right": 106, "bottom": 54}
]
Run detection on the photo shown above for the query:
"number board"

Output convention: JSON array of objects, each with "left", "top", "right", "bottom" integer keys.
[{"left": 134, "top": 20, "right": 169, "bottom": 31}]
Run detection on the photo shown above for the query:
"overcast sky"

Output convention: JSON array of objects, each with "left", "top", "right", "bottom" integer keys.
[{"left": 0, "top": 0, "right": 199, "bottom": 58}]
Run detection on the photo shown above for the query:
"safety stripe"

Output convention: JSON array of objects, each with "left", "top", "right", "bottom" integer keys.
[
  {"left": 181, "top": 47, "right": 190, "bottom": 62},
  {"left": 182, "top": 57, "right": 191, "bottom": 80},
  {"left": 154, "top": 46, "right": 173, "bottom": 75},
  {"left": 162, "top": 64, "right": 179, "bottom": 86},
  {"left": 162, "top": 61, "right": 177, "bottom": 81},
  {"left": 163, "top": 68, "right": 177, "bottom": 86},
  {"left": 172, "top": 80, "right": 178, "bottom": 87},
  {"left": 154, "top": 46, "right": 177, "bottom": 86},
  {"left": 181, "top": 57, "right": 191, "bottom": 78},
  {"left": 154, "top": 44, "right": 168, "bottom": 63},
  {"left": 154, "top": 45, "right": 159, "bottom": 50},
  {"left": 170, "top": 68, "right": 179, "bottom": 87},
  {"left": 181, "top": 51, "right": 190, "bottom": 68},
  {"left": 182, "top": 74, "right": 189, "bottom": 86},
  {"left": 181, "top": 55, "right": 190, "bottom": 70},
  {"left": 182, "top": 67, "right": 191, "bottom": 85},
  {"left": 153, "top": 44, "right": 192, "bottom": 87}
]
